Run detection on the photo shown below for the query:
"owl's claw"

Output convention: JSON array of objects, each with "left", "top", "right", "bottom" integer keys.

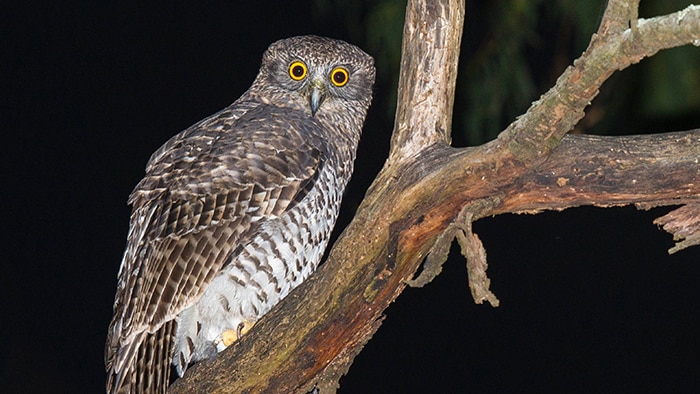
[
  {"left": 218, "top": 320, "right": 256, "bottom": 349},
  {"left": 236, "top": 320, "right": 256, "bottom": 339}
]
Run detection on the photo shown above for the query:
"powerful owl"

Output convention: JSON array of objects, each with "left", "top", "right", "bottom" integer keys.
[{"left": 105, "top": 35, "right": 375, "bottom": 393}]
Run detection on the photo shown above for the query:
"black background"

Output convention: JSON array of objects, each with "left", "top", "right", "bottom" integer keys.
[{"left": 3, "top": 2, "right": 700, "bottom": 393}]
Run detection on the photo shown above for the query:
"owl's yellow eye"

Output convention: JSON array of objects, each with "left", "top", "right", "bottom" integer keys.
[
  {"left": 289, "top": 61, "right": 307, "bottom": 81},
  {"left": 330, "top": 67, "right": 349, "bottom": 87}
]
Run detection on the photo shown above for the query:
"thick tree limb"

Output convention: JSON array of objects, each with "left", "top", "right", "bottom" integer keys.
[
  {"left": 497, "top": 131, "right": 700, "bottom": 214},
  {"left": 389, "top": 0, "right": 464, "bottom": 158},
  {"left": 171, "top": 1, "right": 700, "bottom": 392}
]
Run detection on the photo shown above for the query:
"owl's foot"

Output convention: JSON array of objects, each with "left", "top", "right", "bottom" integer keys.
[
  {"left": 216, "top": 320, "right": 257, "bottom": 351},
  {"left": 236, "top": 320, "right": 256, "bottom": 340}
]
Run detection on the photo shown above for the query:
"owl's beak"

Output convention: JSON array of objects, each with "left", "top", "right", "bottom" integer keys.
[{"left": 309, "top": 80, "right": 326, "bottom": 116}]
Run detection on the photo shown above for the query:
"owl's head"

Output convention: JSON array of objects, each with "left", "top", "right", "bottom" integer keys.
[{"left": 252, "top": 35, "right": 376, "bottom": 118}]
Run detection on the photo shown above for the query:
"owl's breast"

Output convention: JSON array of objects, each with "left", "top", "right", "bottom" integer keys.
[{"left": 173, "top": 161, "right": 352, "bottom": 374}]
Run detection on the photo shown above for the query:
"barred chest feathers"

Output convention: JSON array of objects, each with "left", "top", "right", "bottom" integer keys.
[{"left": 172, "top": 145, "right": 350, "bottom": 375}]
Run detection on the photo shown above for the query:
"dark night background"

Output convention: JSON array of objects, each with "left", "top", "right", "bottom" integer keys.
[{"left": 3, "top": 1, "right": 700, "bottom": 393}]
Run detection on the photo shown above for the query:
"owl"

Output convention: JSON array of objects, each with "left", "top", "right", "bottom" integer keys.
[{"left": 105, "top": 35, "right": 375, "bottom": 393}]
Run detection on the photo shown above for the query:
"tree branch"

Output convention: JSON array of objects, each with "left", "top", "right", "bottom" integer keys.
[
  {"left": 498, "top": 3, "right": 700, "bottom": 163},
  {"left": 597, "top": 0, "right": 640, "bottom": 35},
  {"left": 654, "top": 203, "right": 700, "bottom": 253},
  {"left": 497, "top": 131, "right": 700, "bottom": 214},
  {"left": 389, "top": 0, "right": 464, "bottom": 159}
]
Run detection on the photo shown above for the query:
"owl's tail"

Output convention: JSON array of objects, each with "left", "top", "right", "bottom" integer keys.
[{"left": 105, "top": 321, "right": 175, "bottom": 394}]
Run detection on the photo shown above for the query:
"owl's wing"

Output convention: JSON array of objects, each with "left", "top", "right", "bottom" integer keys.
[{"left": 105, "top": 104, "right": 327, "bottom": 391}]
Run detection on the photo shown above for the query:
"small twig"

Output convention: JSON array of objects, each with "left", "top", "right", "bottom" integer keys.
[
  {"left": 654, "top": 204, "right": 700, "bottom": 254},
  {"left": 455, "top": 210, "right": 500, "bottom": 307},
  {"left": 408, "top": 199, "right": 500, "bottom": 307},
  {"left": 405, "top": 221, "right": 455, "bottom": 288}
]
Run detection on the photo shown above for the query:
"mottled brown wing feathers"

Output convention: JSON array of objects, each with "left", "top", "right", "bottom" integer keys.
[
  {"left": 107, "top": 320, "right": 175, "bottom": 394},
  {"left": 106, "top": 105, "right": 326, "bottom": 391}
]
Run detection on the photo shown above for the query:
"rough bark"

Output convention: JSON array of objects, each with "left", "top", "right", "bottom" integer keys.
[{"left": 170, "top": 1, "right": 700, "bottom": 392}]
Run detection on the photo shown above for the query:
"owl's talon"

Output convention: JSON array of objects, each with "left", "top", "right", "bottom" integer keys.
[
  {"left": 236, "top": 320, "right": 256, "bottom": 340},
  {"left": 219, "top": 320, "right": 256, "bottom": 348}
]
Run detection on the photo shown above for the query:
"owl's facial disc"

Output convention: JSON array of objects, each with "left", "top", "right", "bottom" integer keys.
[{"left": 309, "top": 78, "right": 326, "bottom": 116}]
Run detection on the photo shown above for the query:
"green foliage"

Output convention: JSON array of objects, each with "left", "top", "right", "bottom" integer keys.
[
  {"left": 364, "top": 0, "right": 405, "bottom": 119},
  {"left": 455, "top": 0, "right": 609, "bottom": 144},
  {"left": 638, "top": 45, "right": 700, "bottom": 118},
  {"left": 601, "top": 0, "right": 700, "bottom": 134},
  {"left": 458, "top": 0, "right": 541, "bottom": 145}
]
